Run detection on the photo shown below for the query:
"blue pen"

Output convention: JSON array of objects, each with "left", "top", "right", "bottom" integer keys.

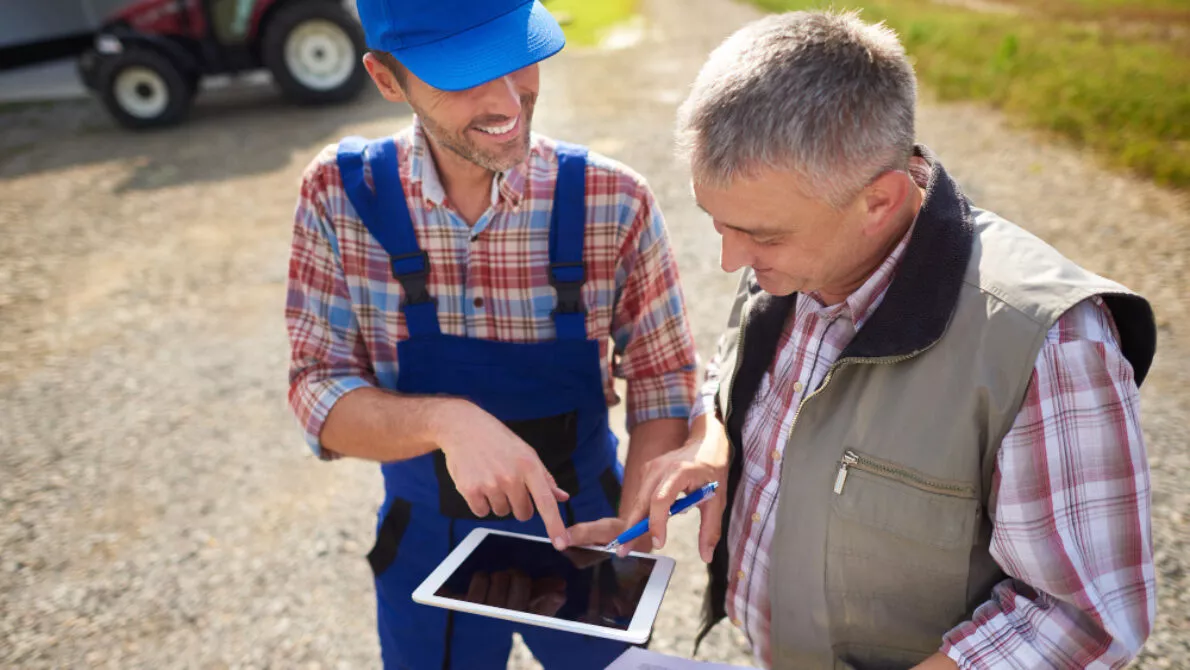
[{"left": 603, "top": 481, "right": 720, "bottom": 551}]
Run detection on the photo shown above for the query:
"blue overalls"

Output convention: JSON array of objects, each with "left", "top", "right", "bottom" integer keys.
[{"left": 337, "top": 137, "right": 631, "bottom": 670}]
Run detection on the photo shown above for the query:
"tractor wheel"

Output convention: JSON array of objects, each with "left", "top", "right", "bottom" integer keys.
[
  {"left": 262, "top": 1, "right": 368, "bottom": 105},
  {"left": 96, "top": 48, "right": 193, "bottom": 129}
]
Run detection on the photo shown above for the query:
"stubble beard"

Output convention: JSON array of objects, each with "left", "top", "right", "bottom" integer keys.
[{"left": 417, "top": 94, "right": 537, "bottom": 174}]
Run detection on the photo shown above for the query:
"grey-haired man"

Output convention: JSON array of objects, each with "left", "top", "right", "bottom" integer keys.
[{"left": 569, "top": 10, "right": 1158, "bottom": 670}]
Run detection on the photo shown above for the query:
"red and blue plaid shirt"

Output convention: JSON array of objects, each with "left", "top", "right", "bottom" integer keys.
[{"left": 287, "top": 119, "right": 699, "bottom": 459}]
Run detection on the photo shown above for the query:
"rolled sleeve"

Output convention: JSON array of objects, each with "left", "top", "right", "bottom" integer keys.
[
  {"left": 626, "top": 369, "right": 699, "bottom": 427},
  {"left": 286, "top": 158, "right": 377, "bottom": 459},
  {"left": 694, "top": 349, "right": 723, "bottom": 426},
  {"left": 289, "top": 374, "right": 373, "bottom": 459},
  {"left": 611, "top": 182, "right": 698, "bottom": 429}
]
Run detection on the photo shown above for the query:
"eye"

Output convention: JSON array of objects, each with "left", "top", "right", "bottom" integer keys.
[{"left": 754, "top": 235, "right": 784, "bottom": 247}]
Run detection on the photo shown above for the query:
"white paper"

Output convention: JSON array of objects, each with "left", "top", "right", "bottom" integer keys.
[{"left": 605, "top": 647, "right": 760, "bottom": 670}]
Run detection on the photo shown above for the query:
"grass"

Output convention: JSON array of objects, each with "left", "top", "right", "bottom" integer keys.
[
  {"left": 749, "top": 0, "right": 1190, "bottom": 189},
  {"left": 1049, "top": 0, "right": 1190, "bottom": 17},
  {"left": 546, "top": 0, "right": 638, "bottom": 46}
]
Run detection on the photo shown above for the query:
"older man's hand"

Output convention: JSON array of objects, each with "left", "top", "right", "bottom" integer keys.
[{"left": 569, "top": 419, "right": 731, "bottom": 561}]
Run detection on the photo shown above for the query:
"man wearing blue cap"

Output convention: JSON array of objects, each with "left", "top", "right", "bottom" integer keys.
[{"left": 284, "top": 1, "right": 701, "bottom": 668}]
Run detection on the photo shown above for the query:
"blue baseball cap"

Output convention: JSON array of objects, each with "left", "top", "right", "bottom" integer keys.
[{"left": 355, "top": 0, "right": 566, "bottom": 92}]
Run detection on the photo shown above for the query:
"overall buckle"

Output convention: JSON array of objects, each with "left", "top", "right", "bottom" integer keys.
[
  {"left": 549, "top": 261, "right": 586, "bottom": 314},
  {"left": 390, "top": 251, "right": 432, "bottom": 305}
]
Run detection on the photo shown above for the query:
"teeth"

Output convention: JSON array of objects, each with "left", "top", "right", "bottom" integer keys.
[{"left": 476, "top": 117, "right": 517, "bottom": 135}]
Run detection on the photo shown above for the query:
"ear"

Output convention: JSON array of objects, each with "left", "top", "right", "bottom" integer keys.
[
  {"left": 859, "top": 170, "right": 912, "bottom": 235},
  {"left": 363, "top": 53, "right": 407, "bottom": 104}
]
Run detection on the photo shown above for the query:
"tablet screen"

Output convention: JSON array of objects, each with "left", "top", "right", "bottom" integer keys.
[{"left": 433, "top": 533, "right": 656, "bottom": 630}]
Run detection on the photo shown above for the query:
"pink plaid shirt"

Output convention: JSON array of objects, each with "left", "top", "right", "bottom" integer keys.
[
  {"left": 287, "top": 120, "right": 698, "bottom": 459},
  {"left": 710, "top": 211, "right": 1154, "bottom": 666}
]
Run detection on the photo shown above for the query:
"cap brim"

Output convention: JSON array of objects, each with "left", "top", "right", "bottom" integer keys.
[{"left": 393, "top": 1, "right": 565, "bottom": 92}]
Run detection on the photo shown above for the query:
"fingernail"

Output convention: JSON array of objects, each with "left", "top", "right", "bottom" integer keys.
[
  {"left": 553, "top": 537, "right": 567, "bottom": 551},
  {"left": 652, "top": 537, "right": 662, "bottom": 549}
]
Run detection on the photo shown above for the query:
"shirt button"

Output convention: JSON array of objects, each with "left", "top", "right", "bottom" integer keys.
[
  {"left": 737, "top": 569, "right": 746, "bottom": 580},
  {"left": 473, "top": 297, "right": 484, "bottom": 308},
  {"left": 731, "top": 618, "right": 742, "bottom": 627},
  {"left": 793, "top": 381, "right": 804, "bottom": 393},
  {"left": 751, "top": 512, "right": 761, "bottom": 523},
  {"left": 771, "top": 450, "right": 781, "bottom": 461}
]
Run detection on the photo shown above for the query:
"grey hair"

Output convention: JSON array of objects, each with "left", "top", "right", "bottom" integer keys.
[{"left": 676, "top": 10, "right": 917, "bottom": 208}]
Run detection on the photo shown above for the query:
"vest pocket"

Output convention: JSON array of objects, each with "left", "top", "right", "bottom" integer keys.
[
  {"left": 826, "top": 449, "right": 980, "bottom": 662},
  {"left": 831, "top": 449, "right": 977, "bottom": 549}
]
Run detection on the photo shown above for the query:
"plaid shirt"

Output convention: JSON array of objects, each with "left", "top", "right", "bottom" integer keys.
[
  {"left": 722, "top": 218, "right": 915, "bottom": 667},
  {"left": 707, "top": 196, "right": 1153, "bottom": 667},
  {"left": 287, "top": 119, "right": 698, "bottom": 459}
]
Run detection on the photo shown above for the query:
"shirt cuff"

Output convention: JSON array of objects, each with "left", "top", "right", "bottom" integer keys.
[
  {"left": 687, "top": 393, "right": 709, "bottom": 426},
  {"left": 941, "top": 590, "right": 1051, "bottom": 670},
  {"left": 299, "top": 375, "right": 374, "bottom": 460}
]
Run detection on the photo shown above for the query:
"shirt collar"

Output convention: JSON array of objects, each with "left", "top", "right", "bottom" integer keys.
[{"left": 408, "top": 116, "right": 528, "bottom": 210}]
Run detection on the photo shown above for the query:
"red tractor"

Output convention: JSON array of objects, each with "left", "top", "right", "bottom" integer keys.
[{"left": 77, "top": 0, "right": 369, "bottom": 128}]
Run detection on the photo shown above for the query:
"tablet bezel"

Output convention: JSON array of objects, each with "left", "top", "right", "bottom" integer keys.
[{"left": 411, "top": 527, "right": 675, "bottom": 644}]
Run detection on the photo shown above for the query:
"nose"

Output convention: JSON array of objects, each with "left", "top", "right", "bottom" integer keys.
[
  {"left": 720, "top": 230, "right": 750, "bottom": 273},
  {"left": 478, "top": 75, "right": 522, "bottom": 117}
]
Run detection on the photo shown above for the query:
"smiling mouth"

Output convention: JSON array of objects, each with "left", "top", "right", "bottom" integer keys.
[{"left": 474, "top": 116, "right": 518, "bottom": 136}]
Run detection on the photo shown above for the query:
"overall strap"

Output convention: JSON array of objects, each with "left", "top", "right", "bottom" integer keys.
[
  {"left": 336, "top": 136, "right": 372, "bottom": 221},
  {"left": 549, "top": 142, "right": 590, "bottom": 341},
  {"left": 336, "top": 136, "right": 440, "bottom": 336}
]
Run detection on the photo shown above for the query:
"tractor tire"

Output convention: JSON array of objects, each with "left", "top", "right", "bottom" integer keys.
[
  {"left": 96, "top": 47, "right": 194, "bottom": 130},
  {"left": 262, "top": 1, "right": 368, "bottom": 105}
]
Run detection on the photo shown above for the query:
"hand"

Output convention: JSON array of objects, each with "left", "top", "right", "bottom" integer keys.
[
  {"left": 436, "top": 400, "right": 572, "bottom": 549},
  {"left": 462, "top": 570, "right": 567, "bottom": 616},
  {"left": 911, "top": 652, "right": 959, "bottom": 670},
  {"left": 571, "top": 422, "right": 730, "bottom": 561},
  {"left": 566, "top": 517, "right": 630, "bottom": 550},
  {"left": 561, "top": 546, "right": 614, "bottom": 570},
  {"left": 565, "top": 517, "right": 653, "bottom": 555}
]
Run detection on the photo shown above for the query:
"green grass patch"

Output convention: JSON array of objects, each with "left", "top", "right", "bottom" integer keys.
[
  {"left": 748, "top": 0, "right": 1190, "bottom": 189},
  {"left": 546, "top": 0, "right": 638, "bottom": 46},
  {"left": 1032, "top": 0, "right": 1190, "bottom": 19}
]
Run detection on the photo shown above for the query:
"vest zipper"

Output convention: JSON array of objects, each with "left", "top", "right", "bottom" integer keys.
[
  {"left": 833, "top": 451, "right": 857, "bottom": 495},
  {"left": 786, "top": 344, "right": 938, "bottom": 487},
  {"left": 733, "top": 302, "right": 946, "bottom": 496},
  {"left": 833, "top": 448, "right": 976, "bottom": 498}
]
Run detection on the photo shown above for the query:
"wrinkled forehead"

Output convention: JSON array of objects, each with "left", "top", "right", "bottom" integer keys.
[
  {"left": 690, "top": 167, "right": 819, "bottom": 207},
  {"left": 692, "top": 171, "right": 831, "bottom": 234}
]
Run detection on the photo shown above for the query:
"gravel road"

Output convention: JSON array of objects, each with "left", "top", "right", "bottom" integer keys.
[{"left": 2, "top": 0, "right": 1186, "bottom": 667}]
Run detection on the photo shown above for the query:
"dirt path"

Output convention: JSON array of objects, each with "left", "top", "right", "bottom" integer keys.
[{"left": 2, "top": 0, "right": 1186, "bottom": 667}]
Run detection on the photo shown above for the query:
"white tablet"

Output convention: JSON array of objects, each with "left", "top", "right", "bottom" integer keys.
[{"left": 412, "top": 528, "right": 675, "bottom": 644}]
